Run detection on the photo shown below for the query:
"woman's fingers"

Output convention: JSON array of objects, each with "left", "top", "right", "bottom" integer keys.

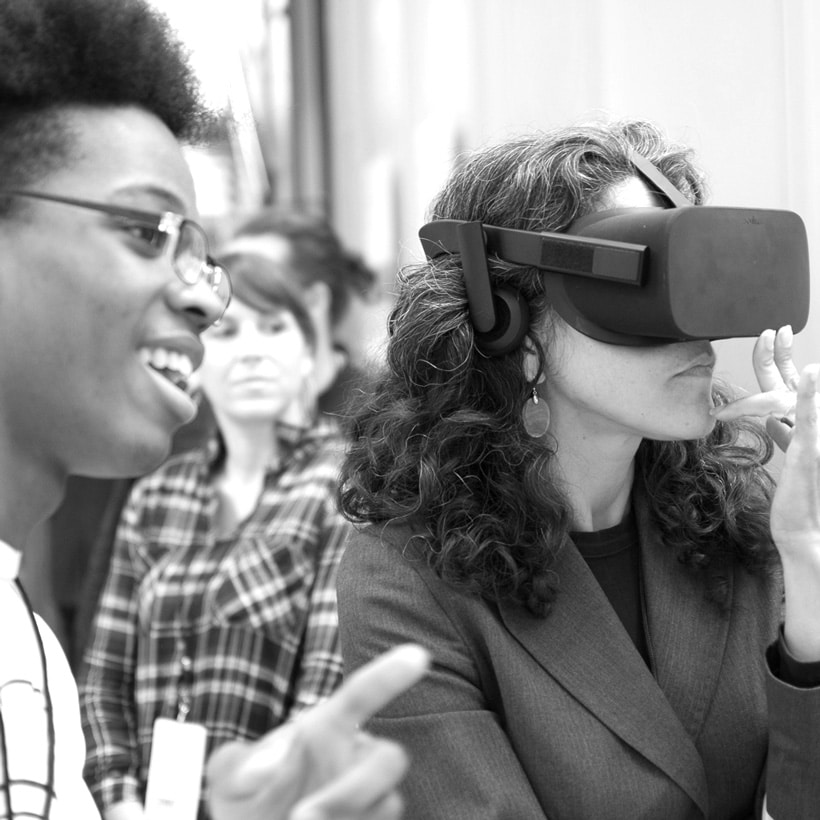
[
  {"left": 751, "top": 326, "right": 799, "bottom": 393},
  {"left": 765, "top": 415, "right": 794, "bottom": 452},
  {"left": 770, "top": 364, "right": 820, "bottom": 546},
  {"left": 790, "top": 363, "right": 820, "bottom": 446},
  {"left": 714, "top": 326, "right": 801, "bottom": 426},
  {"left": 751, "top": 329, "right": 781, "bottom": 391},
  {"left": 773, "top": 325, "right": 801, "bottom": 390},
  {"left": 711, "top": 391, "right": 795, "bottom": 422}
]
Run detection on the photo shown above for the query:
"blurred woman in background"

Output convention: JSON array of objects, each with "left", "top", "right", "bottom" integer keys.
[{"left": 80, "top": 250, "right": 350, "bottom": 820}]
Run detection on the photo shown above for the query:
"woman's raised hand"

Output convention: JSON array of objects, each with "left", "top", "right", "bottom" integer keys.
[
  {"left": 711, "top": 326, "right": 801, "bottom": 450},
  {"left": 769, "top": 364, "right": 820, "bottom": 661},
  {"left": 712, "top": 325, "right": 820, "bottom": 661}
]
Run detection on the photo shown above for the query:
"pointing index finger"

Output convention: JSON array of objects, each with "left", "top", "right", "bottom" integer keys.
[{"left": 304, "top": 644, "right": 430, "bottom": 733}]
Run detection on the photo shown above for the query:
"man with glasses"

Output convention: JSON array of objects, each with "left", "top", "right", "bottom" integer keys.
[
  {"left": 0, "top": 1, "right": 427, "bottom": 819},
  {"left": 2, "top": 191, "right": 228, "bottom": 297},
  {"left": 0, "top": 190, "right": 232, "bottom": 320}
]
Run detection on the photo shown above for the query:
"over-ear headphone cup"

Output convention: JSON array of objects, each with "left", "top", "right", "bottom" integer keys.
[{"left": 474, "top": 287, "right": 529, "bottom": 356}]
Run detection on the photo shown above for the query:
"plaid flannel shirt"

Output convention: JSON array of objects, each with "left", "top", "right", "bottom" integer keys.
[{"left": 78, "top": 418, "right": 349, "bottom": 814}]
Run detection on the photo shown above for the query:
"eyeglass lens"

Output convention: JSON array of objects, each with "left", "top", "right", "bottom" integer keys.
[
  {"left": 175, "top": 223, "right": 208, "bottom": 286},
  {"left": 175, "top": 224, "right": 231, "bottom": 308}
]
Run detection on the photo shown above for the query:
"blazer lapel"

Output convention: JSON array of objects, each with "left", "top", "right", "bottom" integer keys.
[
  {"left": 635, "top": 493, "right": 733, "bottom": 755},
  {"left": 499, "top": 526, "right": 711, "bottom": 815}
]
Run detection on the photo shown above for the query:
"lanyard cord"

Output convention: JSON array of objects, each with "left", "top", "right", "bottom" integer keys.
[
  {"left": 0, "top": 695, "right": 11, "bottom": 819},
  {"left": 0, "top": 581, "right": 56, "bottom": 819}
]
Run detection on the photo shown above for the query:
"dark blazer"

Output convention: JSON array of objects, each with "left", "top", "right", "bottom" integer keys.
[{"left": 337, "top": 498, "right": 820, "bottom": 819}]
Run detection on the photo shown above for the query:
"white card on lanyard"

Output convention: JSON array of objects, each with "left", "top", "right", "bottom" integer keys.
[{"left": 144, "top": 717, "right": 208, "bottom": 820}]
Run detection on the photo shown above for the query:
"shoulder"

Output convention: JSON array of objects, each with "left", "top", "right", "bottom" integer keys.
[
  {"left": 287, "top": 417, "right": 345, "bottom": 467},
  {"left": 337, "top": 523, "right": 501, "bottom": 693},
  {"left": 274, "top": 420, "right": 346, "bottom": 504},
  {"left": 339, "top": 521, "right": 470, "bottom": 611},
  {"left": 342, "top": 521, "right": 430, "bottom": 564}
]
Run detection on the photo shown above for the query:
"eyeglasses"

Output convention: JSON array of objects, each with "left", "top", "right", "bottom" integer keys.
[{"left": 0, "top": 189, "right": 232, "bottom": 319}]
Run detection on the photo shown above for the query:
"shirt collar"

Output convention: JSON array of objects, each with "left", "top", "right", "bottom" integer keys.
[{"left": 204, "top": 415, "right": 341, "bottom": 472}]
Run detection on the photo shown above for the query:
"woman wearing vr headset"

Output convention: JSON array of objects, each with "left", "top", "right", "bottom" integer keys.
[{"left": 336, "top": 120, "right": 819, "bottom": 818}]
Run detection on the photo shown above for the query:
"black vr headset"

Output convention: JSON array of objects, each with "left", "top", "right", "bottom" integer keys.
[{"left": 418, "top": 152, "right": 810, "bottom": 355}]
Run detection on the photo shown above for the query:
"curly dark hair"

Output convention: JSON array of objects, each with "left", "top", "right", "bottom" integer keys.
[
  {"left": 339, "top": 120, "right": 778, "bottom": 617},
  {"left": 0, "top": 0, "right": 211, "bottom": 191}
]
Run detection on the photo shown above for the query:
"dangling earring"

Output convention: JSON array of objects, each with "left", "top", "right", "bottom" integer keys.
[{"left": 522, "top": 386, "right": 550, "bottom": 437}]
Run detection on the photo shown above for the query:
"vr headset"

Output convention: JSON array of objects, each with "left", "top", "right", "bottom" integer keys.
[{"left": 418, "top": 152, "right": 810, "bottom": 355}]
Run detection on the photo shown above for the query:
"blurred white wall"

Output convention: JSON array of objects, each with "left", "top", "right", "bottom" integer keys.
[{"left": 324, "top": 0, "right": 820, "bottom": 393}]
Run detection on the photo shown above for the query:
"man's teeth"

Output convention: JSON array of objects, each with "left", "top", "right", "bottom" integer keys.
[{"left": 139, "top": 347, "right": 194, "bottom": 389}]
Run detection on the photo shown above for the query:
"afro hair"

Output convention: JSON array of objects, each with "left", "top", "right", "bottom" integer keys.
[{"left": 0, "top": 0, "right": 213, "bottom": 188}]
